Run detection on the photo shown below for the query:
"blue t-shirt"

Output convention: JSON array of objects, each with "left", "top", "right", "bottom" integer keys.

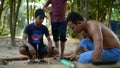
[{"left": 23, "top": 23, "right": 49, "bottom": 45}]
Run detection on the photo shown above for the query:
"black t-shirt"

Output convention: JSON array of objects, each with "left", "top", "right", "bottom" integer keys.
[{"left": 24, "top": 23, "right": 49, "bottom": 45}]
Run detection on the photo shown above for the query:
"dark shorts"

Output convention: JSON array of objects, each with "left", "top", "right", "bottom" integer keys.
[
  {"left": 51, "top": 21, "right": 67, "bottom": 42},
  {"left": 19, "top": 44, "right": 54, "bottom": 55}
]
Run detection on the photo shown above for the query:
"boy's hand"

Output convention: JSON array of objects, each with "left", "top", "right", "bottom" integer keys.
[
  {"left": 28, "top": 46, "right": 36, "bottom": 55},
  {"left": 47, "top": 45, "right": 52, "bottom": 52}
]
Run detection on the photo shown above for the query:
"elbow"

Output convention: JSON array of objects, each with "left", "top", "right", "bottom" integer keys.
[{"left": 94, "top": 45, "right": 103, "bottom": 53}]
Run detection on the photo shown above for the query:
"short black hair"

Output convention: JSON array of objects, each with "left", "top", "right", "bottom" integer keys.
[
  {"left": 35, "top": 9, "right": 46, "bottom": 18},
  {"left": 66, "top": 12, "right": 84, "bottom": 24}
]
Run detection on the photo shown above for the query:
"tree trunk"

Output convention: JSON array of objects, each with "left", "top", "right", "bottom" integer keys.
[
  {"left": 70, "top": 0, "right": 74, "bottom": 12},
  {"left": 9, "top": 0, "right": 21, "bottom": 46},
  {"left": 76, "top": 0, "right": 80, "bottom": 13},
  {"left": 33, "top": 0, "right": 35, "bottom": 21},
  {"left": 105, "top": 0, "right": 114, "bottom": 27},
  {"left": 96, "top": 0, "right": 99, "bottom": 21},
  {"left": 0, "top": 0, "right": 5, "bottom": 32},
  {"left": 27, "top": 0, "right": 29, "bottom": 24},
  {"left": 0, "top": 16, "right": 5, "bottom": 35},
  {"left": 80, "top": 0, "right": 83, "bottom": 15},
  {"left": 10, "top": 0, "right": 16, "bottom": 46},
  {"left": 86, "top": 0, "right": 90, "bottom": 20},
  {"left": 30, "top": 5, "right": 33, "bottom": 21},
  {"left": 10, "top": 0, "right": 14, "bottom": 46}
]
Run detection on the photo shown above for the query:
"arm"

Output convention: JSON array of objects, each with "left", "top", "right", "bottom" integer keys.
[
  {"left": 47, "top": 36, "right": 52, "bottom": 46},
  {"left": 46, "top": 36, "right": 52, "bottom": 52},
  {"left": 22, "top": 34, "right": 36, "bottom": 55},
  {"left": 43, "top": 0, "right": 51, "bottom": 13},
  {"left": 88, "top": 21, "right": 103, "bottom": 61},
  {"left": 74, "top": 45, "right": 84, "bottom": 55},
  {"left": 70, "top": 45, "right": 84, "bottom": 60},
  {"left": 22, "top": 34, "right": 32, "bottom": 47}
]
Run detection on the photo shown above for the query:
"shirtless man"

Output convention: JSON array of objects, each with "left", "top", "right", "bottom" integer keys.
[{"left": 66, "top": 12, "right": 120, "bottom": 64}]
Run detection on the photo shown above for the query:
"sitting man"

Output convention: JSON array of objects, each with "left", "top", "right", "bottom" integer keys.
[
  {"left": 19, "top": 9, "right": 58, "bottom": 62},
  {"left": 66, "top": 12, "right": 120, "bottom": 64}
]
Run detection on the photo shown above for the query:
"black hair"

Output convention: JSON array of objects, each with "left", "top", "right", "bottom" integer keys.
[
  {"left": 35, "top": 9, "right": 45, "bottom": 18},
  {"left": 66, "top": 12, "right": 84, "bottom": 24}
]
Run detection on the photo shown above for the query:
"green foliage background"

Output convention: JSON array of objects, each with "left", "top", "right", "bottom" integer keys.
[{"left": 0, "top": 0, "right": 120, "bottom": 38}]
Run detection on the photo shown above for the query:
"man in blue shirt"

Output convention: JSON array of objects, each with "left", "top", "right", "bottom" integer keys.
[{"left": 19, "top": 9, "right": 58, "bottom": 62}]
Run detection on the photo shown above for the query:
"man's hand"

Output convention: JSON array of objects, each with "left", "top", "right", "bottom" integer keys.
[
  {"left": 47, "top": 45, "right": 52, "bottom": 52},
  {"left": 70, "top": 52, "right": 76, "bottom": 60},
  {"left": 46, "top": 36, "right": 52, "bottom": 52},
  {"left": 28, "top": 46, "right": 36, "bottom": 55}
]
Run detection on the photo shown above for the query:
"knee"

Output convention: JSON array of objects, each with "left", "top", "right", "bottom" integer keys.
[
  {"left": 78, "top": 53, "right": 91, "bottom": 64},
  {"left": 50, "top": 48, "right": 59, "bottom": 56},
  {"left": 19, "top": 47, "right": 26, "bottom": 55},
  {"left": 53, "top": 48, "right": 59, "bottom": 55}
]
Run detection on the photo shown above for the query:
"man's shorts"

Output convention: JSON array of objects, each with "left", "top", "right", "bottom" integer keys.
[
  {"left": 51, "top": 21, "right": 67, "bottom": 42},
  {"left": 19, "top": 44, "right": 54, "bottom": 55}
]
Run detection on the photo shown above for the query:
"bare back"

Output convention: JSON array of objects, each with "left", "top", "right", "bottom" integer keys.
[
  {"left": 82, "top": 20, "right": 120, "bottom": 61},
  {"left": 100, "top": 23, "right": 120, "bottom": 49},
  {"left": 87, "top": 21, "right": 120, "bottom": 49}
]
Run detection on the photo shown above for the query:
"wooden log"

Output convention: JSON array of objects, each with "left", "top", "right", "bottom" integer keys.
[
  {"left": 0, "top": 56, "right": 29, "bottom": 61},
  {"left": 0, "top": 53, "right": 74, "bottom": 62}
]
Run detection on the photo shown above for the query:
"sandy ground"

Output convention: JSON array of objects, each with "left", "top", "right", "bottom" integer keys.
[
  {"left": 0, "top": 36, "right": 79, "bottom": 58},
  {"left": 0, "top": 36, "right": 120, "bottom": 68}
]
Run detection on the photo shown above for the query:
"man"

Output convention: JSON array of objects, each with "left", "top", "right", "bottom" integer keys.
[
  {"left": 19, "top": 9, "right": 58, "bottom": 62},
  {"left": 66, "top": 12, "right": 120, "bottom": 64},
  {"left": 43, "top": 0, "right": 67, "bottom": 58}
]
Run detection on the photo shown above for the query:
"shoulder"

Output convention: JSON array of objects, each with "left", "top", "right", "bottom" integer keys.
[
  {"left": 25, "top": 23, "right": 34, "bottom": 30},
  {"left": 87, "top": 20, "right": 100, "bottom": 27},
  {"left": 87, "top": 20, "right": 101, "bottom": 32},
  {"left": 87, "top": 20, "right": 98, "bottom": 24},
  {"left": 41, "top": 24, "right": 48, "bottom": 29},
  {"left": 26, "top": 23, "right": 34, "bottom": 27},
  {"left": 41, "top": 24, "right": 47, "bottom": 27}
]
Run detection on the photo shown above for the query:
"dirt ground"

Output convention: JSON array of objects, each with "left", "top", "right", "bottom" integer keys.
[
  {"left": 0, "top": 36, "right": 120, "bottom": 68},
  {"left": 0, "top": 36, "right": 79, "bottom": 58}
]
